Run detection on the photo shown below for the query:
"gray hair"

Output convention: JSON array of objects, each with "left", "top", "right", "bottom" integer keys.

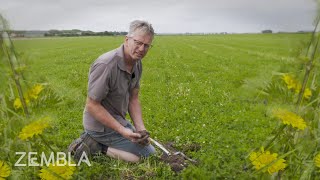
[{"left": 127, "top": 20, "right": 154, "bottom": 37}]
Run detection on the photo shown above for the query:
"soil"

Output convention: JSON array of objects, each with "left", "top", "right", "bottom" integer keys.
[
  {"left": 158, "top": 142, "right": 200, "bottom": 173},
  {"left": 160, "top": 154, "right": 187, "bottom": 173}
]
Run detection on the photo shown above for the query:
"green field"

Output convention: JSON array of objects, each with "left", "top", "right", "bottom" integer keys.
[{"left": 3, "top": 33, "right": 312, "bottom": 179}]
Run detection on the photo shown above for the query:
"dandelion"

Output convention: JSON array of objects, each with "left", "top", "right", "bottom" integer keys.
[
  {"left": 13, "top": 97, "right": 30, "bottom": 110},
  {"left": 13, "top": 84, "right": 44, "bottom": 110},
  {"left": 39, "top": 160, "right": 76, "bottom": 180},
  {"left": 27, "top": 84, "right": 44, "bottom": 100},
  {"left": 282, "top": 74, "right": 312, "bottom": 99},
  {"left": 314, "top": 153, "right": 320, "bottom": 168},
  {"left": 282, "top": 74, "right": 298, "bottom": 90},
  {"left": 13, "top": 98, "right": 22, "bottom": 109},
  {"left": 273, "top": 109, "right": 306, "bottom": 130},
  {"left": 0, "top": 160, "right": 11, "bottom": 179},
  {"left": 249, "top": 147, "right": 287, "bottom": 174},
  {"left": 294, "top": 83, "right": 302, "bottom": 94},
  {"left": 18, "top": 117, "right": 50, "bottom": 140},
  {"left": 303, "top": 88, "right": 312, "bottom": 99}
]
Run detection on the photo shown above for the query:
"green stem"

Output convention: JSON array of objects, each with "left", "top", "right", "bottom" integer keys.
[
  {"left": 296, "top": 18, "right": 320, "bottom": 109},
  {"left": 39, "top": 134, "right": 56, "bottom": 153},
  {"left": 265, "top": 125, "right": 287, "bottom": 150},
  {"left": 0, "top": 17, "right": 29, "bottom": 117}
]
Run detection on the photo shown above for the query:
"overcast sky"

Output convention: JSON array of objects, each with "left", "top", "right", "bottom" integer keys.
[{"left": 0, "top": 0, "right": 317, "bottom": 33}]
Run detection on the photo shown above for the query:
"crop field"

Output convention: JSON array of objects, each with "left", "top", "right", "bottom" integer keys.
[{"left": 1, "top": 33, "right": 315, "bottom": 179}]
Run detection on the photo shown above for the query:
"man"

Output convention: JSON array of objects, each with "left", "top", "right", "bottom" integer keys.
[{"left": 69, "top": 20, "right": 155, "bottom": 162}]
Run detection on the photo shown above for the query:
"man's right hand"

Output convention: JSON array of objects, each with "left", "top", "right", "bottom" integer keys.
[{"left": 120, "top": 128, "right": 141, "bottom": 142}]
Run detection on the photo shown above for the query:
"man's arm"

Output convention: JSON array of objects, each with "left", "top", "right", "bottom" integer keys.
[
  {"left": 86, "top": 97, "right": 141, "bottom": 141},
  {"left": 128, "top": 88, "right": 146, "bottom": 131}
]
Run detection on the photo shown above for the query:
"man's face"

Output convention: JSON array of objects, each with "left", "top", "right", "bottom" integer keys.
[{"left": 125, "top": 31, "right": 153, "bottom": 61}]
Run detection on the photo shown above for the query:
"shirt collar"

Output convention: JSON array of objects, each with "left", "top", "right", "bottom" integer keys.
[{"left": 116, "top": 44, "right": 138, "bottom": 74}]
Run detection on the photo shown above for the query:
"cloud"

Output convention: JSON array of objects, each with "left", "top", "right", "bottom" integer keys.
[{"left": 0, "top": 0, "right": 317, "bottom": 33}]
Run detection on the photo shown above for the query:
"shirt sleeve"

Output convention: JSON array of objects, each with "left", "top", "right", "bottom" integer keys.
[
  {"left": 87, "top": 63, "right": 110, "bottom": 102},
  {"left": 134, "top": 77, "right": 140, "bottom": 89}
]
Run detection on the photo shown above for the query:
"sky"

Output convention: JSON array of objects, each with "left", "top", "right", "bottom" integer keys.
[{"left": 0, "top": 0, "right": 318, "bottom": 33}]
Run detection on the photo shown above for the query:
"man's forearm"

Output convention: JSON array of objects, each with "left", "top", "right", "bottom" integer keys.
[
  {"left": 128, "top": 97, "right": 145, "bottom": 131},
  {"left": 86, "top": 97, "right": 125, "bottom": 134}
]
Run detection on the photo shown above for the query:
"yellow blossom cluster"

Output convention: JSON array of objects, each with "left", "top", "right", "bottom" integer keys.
[
  {"left": 273, "top": 109, "right": 307, "bottom": 130},
  {"left": 282, "top": 74, "right": 312, "bottom": 99},
  {"left": 0, "top": 160, "right": 11, "bottom": 179},
  {"left": 13, "top": 84, "right": 44, "bottom": 110},
  {"left": 13, "top": 97, "right": 30, "bottom": 110},
  {"left": 18, "top": 117, "right": 50, "bottom": 140},
  {"left": 249, "top": 147, "right": 287, "bottom": 174},
  {"left": 39, "top": 160, "right": 76, "bottom": 180},
  {"left": 315, "top": 153, "right": 320, "bottom": 168}
]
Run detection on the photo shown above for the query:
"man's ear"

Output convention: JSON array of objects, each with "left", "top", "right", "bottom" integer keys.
[{"left": 124, "top": 36, "right": 129, "bottom": 45}]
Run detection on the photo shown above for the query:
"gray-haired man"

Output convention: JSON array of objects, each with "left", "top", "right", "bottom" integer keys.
[{"left": 69, "top": 20, "right": 155, "bottom": 162}]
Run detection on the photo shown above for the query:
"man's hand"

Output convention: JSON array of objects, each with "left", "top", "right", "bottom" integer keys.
[
  {"left": 135, "top": 130, "right": 150, "bottom": 146},
  {"left": 120, "top": 128, "right": 141, "bottom": 142}
]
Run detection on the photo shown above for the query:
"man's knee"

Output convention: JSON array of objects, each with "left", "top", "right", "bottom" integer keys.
[{"left": 140, "top": 145, "right": 156, "bottom": 157}]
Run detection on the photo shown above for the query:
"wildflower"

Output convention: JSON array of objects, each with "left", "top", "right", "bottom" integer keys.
[
  {"left": 294, "top": 83, "right": 302, "bottom": 94},
  {"left": 27, "top": 84, "right": 44, "bottom": 100},
  {"left": 282, "top": 74, "right": 298, "bottom": 90},
  {"left": 13, "top": 98, "right": 22, "bottom": 109},
  {"left": 18, "top": 117, "right": 50, "bottom": 140},
  {"left": 249, "top": 147, "right": 287, "bottom": 174},
  {"left": 13, "top": 97, "right": 30, "bottom": 110},
  {"left": 282, "top": 74, "right": 312, "bottom": 100},
  {"left": 13, "top": 84, "right": 44, "bottom": 110},
  {"left": 273, "top": 109, "right": 306, "bottom": 130},
  {"left": 39, "top": 160, "right": 76, "bottom": 180},
  {"left": 0, "top": 160, "right": 11, "bottom": 179},
  {"left": 315, "top": 153, "right": 320, "bottom": 168},
  {"left": 303, "top": 88, "right": 312, "bottom": 99},
  {"left": 294, "top": 84, "right": 312, "bottom": 99}
]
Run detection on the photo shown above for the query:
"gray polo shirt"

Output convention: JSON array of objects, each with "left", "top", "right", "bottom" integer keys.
[{"left": 83, "top": 44, "right": 142, "bottom": 132}]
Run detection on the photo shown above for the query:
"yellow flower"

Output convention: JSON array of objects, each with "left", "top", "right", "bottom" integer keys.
[
  {"left": 294, "top": 83, "right": 302, "bottom": 94},
  {"left": 249, "top": 147, "right": 287, "bottom": 174},
  {"left": 282, "top": 74, "right": 298, "bottom": 90},
  {"left": 314, "top": 153, "right": 320, "bottom": 168},
  {"left": 13, "top": 84, "right": 44, "bottom": 110},
  {"left": 28, "top": 84, "right": 44, "bottom": 100},
  {"left": 18, "top": 117, "right": 50, "bottom": 140},
  {"left": 282, "top": 74, "right": 312, "bottom": 100},
  {"left": 0, "top": 160, "right": 11, "bottom": 179},
  {"left": 303, "top": 88, "right": 312, "bottom": 99},
  {"left": 13, "top": 98, "right": 22, "bottom": 109},
  {"left": 39, "top": 160, "right": 76, "bottom": 180},
  {"left": 273, "top": 109, "right": 307, "bottom": 130},
  {"left": 13, "top": 97, "right": 30, "bottom": 110}
]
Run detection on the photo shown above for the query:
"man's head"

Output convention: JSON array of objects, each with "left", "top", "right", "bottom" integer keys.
[{"left": 124, "top": 20, "right": 154, "bottom": 62}]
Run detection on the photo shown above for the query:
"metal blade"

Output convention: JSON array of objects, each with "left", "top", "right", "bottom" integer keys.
[{"left": 149, "top": 138, "right": 171, "bottom": 156}]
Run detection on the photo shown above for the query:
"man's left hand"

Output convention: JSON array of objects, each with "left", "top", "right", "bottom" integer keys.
[{"left": 136, "top": 130, "right": 150, "bottom": 146}]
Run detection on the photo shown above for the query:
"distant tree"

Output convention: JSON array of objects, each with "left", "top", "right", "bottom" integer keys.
[
  {"left": 262, "top": 30, "right": 272, "bottom": 34},
  {"left": 82, "top": 31, "right": 95, "bottom": 36},
  {"left": 103, "top": 31, "right": 112, "bottom": 36}
]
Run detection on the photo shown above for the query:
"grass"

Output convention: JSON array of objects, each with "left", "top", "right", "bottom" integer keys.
[{"left": 1, "top": 33, "right": 311, "bottom": 179}]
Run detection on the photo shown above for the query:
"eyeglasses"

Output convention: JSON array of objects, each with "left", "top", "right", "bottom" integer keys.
[{"left": 128, "top": 37, "right": 152, "bottom": 50}]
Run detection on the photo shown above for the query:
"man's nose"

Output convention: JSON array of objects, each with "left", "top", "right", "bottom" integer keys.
[{"left": 138, "top": 44, "right": 145, "bottom": 51}]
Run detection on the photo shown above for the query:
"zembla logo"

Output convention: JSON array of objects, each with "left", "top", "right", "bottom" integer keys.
[{"left": 15, "top": 152, "right": 91, "bottom": 166}]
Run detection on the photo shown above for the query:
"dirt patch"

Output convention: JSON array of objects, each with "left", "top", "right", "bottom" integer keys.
[
  {"left": 160, "top": 154, "right": 187, "bottom": 173},
  {"left": 158, "top": 142, "right": 199, "bottom": 173}
]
